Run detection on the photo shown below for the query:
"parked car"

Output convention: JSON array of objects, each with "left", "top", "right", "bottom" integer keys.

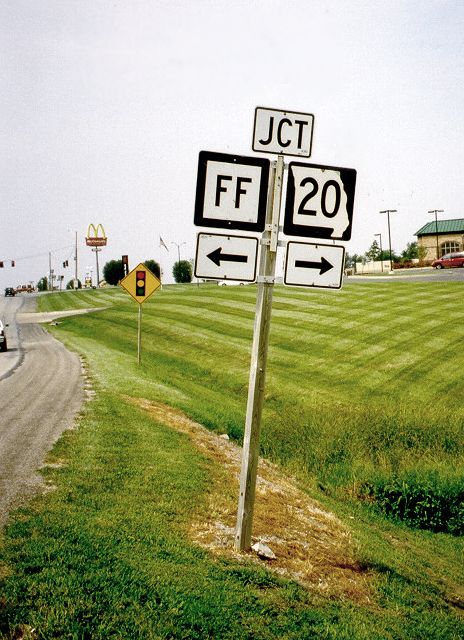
[
  {"left": 4, "top": 287, "right": 15, "bottom": 297},
  {"left": 0, "top": 320, "right": 8, "bottom": 352},
  {"left": 432, "top": 252, "right": 464, "bottom": 269},
  {"left": 15, "top": 284, "right": 35, "bottom": 293}
]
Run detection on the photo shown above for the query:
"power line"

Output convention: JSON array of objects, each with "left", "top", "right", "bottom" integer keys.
[{"left": 1, "top": 244, "right": 75, "bottom": 263}]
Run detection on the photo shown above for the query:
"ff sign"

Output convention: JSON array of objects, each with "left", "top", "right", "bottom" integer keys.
[
  {"left": 194, "top": 151, "right": 270, "bottom": 232},
  {"left": 252, "top": 107, "right": 314, "bottom": 157}
]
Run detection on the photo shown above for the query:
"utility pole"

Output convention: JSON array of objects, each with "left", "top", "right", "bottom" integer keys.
[
  {"left": 428, "top": 209, "right": 444, "bottom": 259},
  {"left": 374, "top": 233, "right": 383, "bottom": 272},
  {"left": 48, "top": 252, "right": 52, "bottom": 291},
  {"left": 379, "top": 210, "right": 397, "bottom": 272},
  {"left": 74, "top": 231, "right": 78, "bottom": 289}
]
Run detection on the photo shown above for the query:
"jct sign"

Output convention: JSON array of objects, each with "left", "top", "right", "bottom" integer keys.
[{"left": 252, "top": 107, "right": 314, "bottom": 157}]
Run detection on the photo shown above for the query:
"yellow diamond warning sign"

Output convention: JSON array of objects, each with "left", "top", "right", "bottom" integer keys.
[{"left": 120, "top": 263, "right": 161, "bottom": 304}]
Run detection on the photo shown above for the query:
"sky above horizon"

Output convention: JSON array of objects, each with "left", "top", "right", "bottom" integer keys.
[{"left": 2, "top": 0, "right": 464, "bottom": 287}]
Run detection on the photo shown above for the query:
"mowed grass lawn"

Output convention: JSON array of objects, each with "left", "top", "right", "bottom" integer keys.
[{"left": 1, "top": 280, "right": 463, "bottom": 639}]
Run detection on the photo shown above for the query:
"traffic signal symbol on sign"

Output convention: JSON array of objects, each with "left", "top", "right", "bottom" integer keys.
[
  {"left": 136, "top": 271, "right": 146, "bottom": 296},
  {"left": 119, "top": 263, "right": 161, "bottom": 304}
]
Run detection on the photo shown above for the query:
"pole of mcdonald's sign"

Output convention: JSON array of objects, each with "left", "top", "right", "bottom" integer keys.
[
  {"left": 96, "top": 248, "right": 100, "bottom": 287},
  {"left": 235, "top": 155, "right": 284, "bottom": 552}
]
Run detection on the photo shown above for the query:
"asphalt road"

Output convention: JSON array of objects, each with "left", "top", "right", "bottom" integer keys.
[
  {"left": 0, "top": 294, "right": 84, "bottom": 527},
  {"left": 347, "top": 266, "right": 464, "bottom": 283}
]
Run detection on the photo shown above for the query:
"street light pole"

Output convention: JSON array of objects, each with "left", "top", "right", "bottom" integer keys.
[
  {"left": 374, "top": 233, "right": 383, "bottom": 272},
  {"left": 379, "top": 210, "right": 397, "bottom": 272},
  {"left": 428, "top": 209, "right": 444, "bottom": 259},
  {"left": 171, "top": 242, "right": 186, "bottom": 262},
  {"left": 74, "top": 231, "right": 78, "bottom": 289}
]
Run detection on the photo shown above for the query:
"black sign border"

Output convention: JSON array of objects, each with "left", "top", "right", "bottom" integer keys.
[
  {"left": 283, "top": 161, "right": 356, "bottom": 241},
  {"left": 194, "top": 151, "right": 270, "bottom": 232}
]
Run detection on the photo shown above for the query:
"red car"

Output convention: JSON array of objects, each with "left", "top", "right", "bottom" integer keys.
[{"left": 432, "top": 252, "right": 464, "bottom": 269}]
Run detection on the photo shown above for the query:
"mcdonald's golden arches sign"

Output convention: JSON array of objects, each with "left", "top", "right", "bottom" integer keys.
[{"left": 86, "top": 224, "right": 107, "bottom": 247}]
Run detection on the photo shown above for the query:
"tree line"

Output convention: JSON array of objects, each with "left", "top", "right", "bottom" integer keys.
[
  {"left": 37, "top": 258, "right": 193, "bottom": 291},
  {"left": 345, "top": 240, "right": 426, "bottom": 270},
  {"left": 103, "top": 259, "right": 193, "bottom": 285}
]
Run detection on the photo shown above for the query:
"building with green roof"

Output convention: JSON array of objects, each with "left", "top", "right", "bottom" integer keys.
[{"left": 415, "top": 218, "right": 464, "bottom": 261}]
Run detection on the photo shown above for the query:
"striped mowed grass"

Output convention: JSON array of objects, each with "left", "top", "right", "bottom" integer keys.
[{"left": 40, "top": 280, "right": 464, "bottom": 503}]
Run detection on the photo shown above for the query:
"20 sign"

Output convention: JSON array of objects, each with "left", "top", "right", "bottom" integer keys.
[{"left": 283, "top": 161, "right": 356, "bottom": 241}]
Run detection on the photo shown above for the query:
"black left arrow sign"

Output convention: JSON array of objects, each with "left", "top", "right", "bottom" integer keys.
[
  {"left": 207, "top": 247, "right": 248, "bottom": 267},
  {"left": 294, "top": 256, "right": 333, "bottom": 275}
]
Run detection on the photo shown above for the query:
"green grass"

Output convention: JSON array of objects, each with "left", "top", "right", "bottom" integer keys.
[
  {"left": 1, "top": 395, "right": 347, "bottom": 639},
  {"left": 1, "top": 281, "right": 463, "bottom": 638},
  {"left": 37, "top": 283, "right": 464, "bottom": 496}
]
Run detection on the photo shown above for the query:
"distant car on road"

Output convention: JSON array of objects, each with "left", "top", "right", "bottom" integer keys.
[
  {"left": 4, "top": 287, "right": 15, "bottom": 297},
  {"left": 432, "top": 252, "right": 464, "bottom": 269},
  {"left": 0, "top": 320, "right": 8, "bottom": 352}
]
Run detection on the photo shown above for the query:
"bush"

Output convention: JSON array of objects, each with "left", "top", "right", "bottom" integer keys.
[
  {"left": 173, "top": 260, "right": 192, "bottom": 283},
  {"left": 143, "top": 260, "right": 160, "bottom": 279},
  {"left": 37, "top": 276, "right": 48, "bottom": 292},
  {"left": 66, "top": 279, "right": 82, "bottom": 289},
  {"left": 361, "top": 472, "right": 464, "bottom": 535},
  {"left": 103, "top": 260, "right": 125, "bottom": 285}
]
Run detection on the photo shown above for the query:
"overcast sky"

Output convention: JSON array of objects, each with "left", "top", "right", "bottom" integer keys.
[{"left": 2, "top": 0, "right": 464, "bottom": 287}]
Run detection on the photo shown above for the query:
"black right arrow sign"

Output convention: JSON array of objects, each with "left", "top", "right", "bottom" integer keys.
[
  {"left": 284, "top": 241, "right": 345, "bottom": 290},
  {"left": 294, "top": 256, "right": 333, "bottom": 275}
]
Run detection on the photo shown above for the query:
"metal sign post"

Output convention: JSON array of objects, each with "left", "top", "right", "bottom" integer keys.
[
  {"left": 119, "top": 263, "right": 161, "bottom": 365},
  {"left": 235, "top": 155, "right": 284, "bottom": 552},
  {"left": 138, "top": 304, "right": 142, "bottom": 365}
]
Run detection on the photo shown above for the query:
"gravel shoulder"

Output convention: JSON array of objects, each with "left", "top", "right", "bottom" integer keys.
[{"left": 0, "top": 297, "right": 86, "bottom": 527}]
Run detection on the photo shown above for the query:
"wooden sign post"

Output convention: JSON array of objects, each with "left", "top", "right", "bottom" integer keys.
[{"left": 235, "top": 155, "right": 284, "bottom": 551}]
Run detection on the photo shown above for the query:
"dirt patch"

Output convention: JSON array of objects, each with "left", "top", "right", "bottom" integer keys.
[{"left": 128, "top": 397, "right": 373, "bottom": 603}]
